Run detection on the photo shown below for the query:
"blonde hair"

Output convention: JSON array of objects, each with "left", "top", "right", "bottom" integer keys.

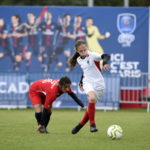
[{"left": 68, "top": 40, "right": 86, "bottom": 68}]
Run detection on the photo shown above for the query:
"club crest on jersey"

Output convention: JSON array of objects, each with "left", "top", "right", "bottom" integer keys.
[
  {"left": 87, "top": 60, "right": 90, "bottom": 65},
  {"left": 117, "top": 13, "right": 136, "bottom": 47}
]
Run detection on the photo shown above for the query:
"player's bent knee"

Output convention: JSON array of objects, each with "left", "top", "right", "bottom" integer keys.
[
  {"left": 88, "top": 92, "right": 96, "bottom": 103},
  {"left": 34, "top": 104, "right": 42, "bottom": 113},
  {"left": 88, "top": 95, "right": 96, "bottom": 103},
  {"left": 89, "top": 98, "right": 96, "bottom": 103}
]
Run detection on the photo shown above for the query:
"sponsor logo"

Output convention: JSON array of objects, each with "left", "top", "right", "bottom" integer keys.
[{"left": 117, "top": 13, "right": 136, "bottom": 47}]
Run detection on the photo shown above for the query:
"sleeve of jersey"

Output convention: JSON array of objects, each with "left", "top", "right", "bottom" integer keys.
[
  {"left": 88, "top": 51, "right": 102, "bottom": 61},
  {"left": 95, "top": 26, "right": 101, "bottom": 37}
]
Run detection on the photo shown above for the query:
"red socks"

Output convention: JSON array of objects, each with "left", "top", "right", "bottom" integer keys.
[
  {"left": 88, "top": 102, "right": 96, "bottom": 126},
  {"left": 80, "top": 102, "right": 96, "bottom": 126},
  {"left": 80, "top": 110, "right": 89, "bottom": 125}
]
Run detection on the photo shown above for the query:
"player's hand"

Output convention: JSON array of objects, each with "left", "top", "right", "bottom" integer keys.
[
  {"left": 81, "top": 103, "right": 84, "bottom": 108},
  {"left": 103, "top": 64, "right": 110, "bottom": 71},
  {"left": 79, "top": 83, "right": 84, "bottom": 91},
  {"left": 2, "top": 34, "right": 7, "bottom": 39},
  {"left": 16, "top": 33, "right": 22, "bottom": 38},
  {"left": 58, "top": 17, "right": 62, "bottom": 25}
]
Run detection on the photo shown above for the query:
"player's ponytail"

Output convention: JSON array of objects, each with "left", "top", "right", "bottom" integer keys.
[
  {"left": 68, "top": 51, "right": 79, "bottom": 68},
  {"left": 69, "top": 40, "right": 87, "bottom": 68}
]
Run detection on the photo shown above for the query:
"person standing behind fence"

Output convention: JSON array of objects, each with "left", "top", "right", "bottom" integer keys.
[
  {"left": 29, "top": 76, "right": 84, "bottom": 134},
  {"left": 69, "top": 40, "right": 110, "bottom": 134}
]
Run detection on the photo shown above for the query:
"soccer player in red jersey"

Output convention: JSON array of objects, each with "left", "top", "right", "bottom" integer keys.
[{"left": 29, "top": 76, "right": 84, "bottom": 133}]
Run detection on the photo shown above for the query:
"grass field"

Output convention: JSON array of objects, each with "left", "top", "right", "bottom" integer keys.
[{"left": 0, "top": 108, "right": 150, "bottom": 150}]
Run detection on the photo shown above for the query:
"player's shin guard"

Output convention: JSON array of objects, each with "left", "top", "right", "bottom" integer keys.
[
  {"left": 80, "top": 110, "right": 89, "bottom": 126},
  {"left": 88, "top": 102, "right": 96, "bottom": 126},
  {"left": 44, "top": 111, "right": 52, "bottom": 128},
  {"left": 41, "top": 108, "right": 52, "bottom": 128},
  {"left": 35, "top": 112, "right": 43, "bottom": 125}
]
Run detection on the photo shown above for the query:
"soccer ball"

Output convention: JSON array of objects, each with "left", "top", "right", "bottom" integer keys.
[
  {"left": 105, "top": 32, "right": 111, "bottom": 38},
  {"left": 107, "top": 125, "right": 123, "bottom": 140}
]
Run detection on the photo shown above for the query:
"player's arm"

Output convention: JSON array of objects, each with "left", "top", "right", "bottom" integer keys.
[
  {"left": 101, "top": 54, "right": 110, "bottom": 70},
  {"left": 78, "top": 73, "right": 84, "bottom": 92},
  {"left": 67, "top": 32, "right": 76, "bottom": 39},
  {"left": 68, "top": 91, "right": 84, "bottom": 108},
  {"left": 79, "top": 74, "right": 83, "bottom": 87},
  {"left": 89, "top": 51, "right": 102, "bottom": 61},
  {"left": 86, "top": 31, "right": 94, "bottom": 37},
  {"left": 101, "top": 54, "right": 110, "bottom": 66},
  {"left": 94, "top": 26, "right": 105, "bottom": 40},
  {"left": 53, "top": 25, "right": 61, "bottom": 47}
]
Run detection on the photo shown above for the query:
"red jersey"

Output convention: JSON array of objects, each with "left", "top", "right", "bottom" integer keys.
[{"left": 29, "top": 79, "right": 72, "bottom": 109}]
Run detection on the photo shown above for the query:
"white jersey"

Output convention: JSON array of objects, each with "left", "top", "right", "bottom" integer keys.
[{"left": 77, "top": 51, "right": 105, "bottom": 95}]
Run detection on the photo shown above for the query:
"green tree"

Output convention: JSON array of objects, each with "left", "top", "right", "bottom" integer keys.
[{"left": 0, "top": 0, "right": 149, "bottom": 6}]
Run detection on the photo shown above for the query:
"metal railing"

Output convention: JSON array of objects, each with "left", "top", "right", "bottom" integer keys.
[
  {"left": 0, "top": 72, "right": 150, "bottom": 112},
  {"left": 0, "top": 72, "right": 120, "bottom": 110},
  {"left": 120, "top": 72, "right": 150, "bottom": 112}
]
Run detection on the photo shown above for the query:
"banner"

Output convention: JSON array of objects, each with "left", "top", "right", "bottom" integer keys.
[
  {"left": 0, "top": 6, "right": 148, "bottom": 76},
  {"left": 0, "top": 73, "right": 28, "bottom": 108}
]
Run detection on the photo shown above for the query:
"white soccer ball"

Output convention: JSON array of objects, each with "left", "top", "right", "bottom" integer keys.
[
  {"left": 107, "top": 125, "right": 123, "bottom": 140},
  {"left": 105, "top": 32, "right": 111, "bottom": 38}
]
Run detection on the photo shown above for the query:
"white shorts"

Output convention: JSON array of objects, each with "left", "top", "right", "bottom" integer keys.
[{"left": 83, "top": 82, "right": 104, "bottom": 102}]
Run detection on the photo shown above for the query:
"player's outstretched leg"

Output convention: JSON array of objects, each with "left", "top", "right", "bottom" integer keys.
[
  {"left": 72, "top": 123, "right": 83, "bottom": 134},
  {"left": 72, "top": 110, "right": 89, "bottom": 134}
]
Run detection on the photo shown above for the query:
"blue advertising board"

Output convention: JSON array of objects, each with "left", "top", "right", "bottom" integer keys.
[
  {"left": 0, "top": 6, "right": 149, "bottom": 109},
  {"left": 0, "top": 6, "right": 148, "bottom": 76}
]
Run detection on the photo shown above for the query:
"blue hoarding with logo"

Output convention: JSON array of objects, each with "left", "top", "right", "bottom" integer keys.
[
  {"left": 0, "top": 6, "right": 148, "bottom": 75},
  {"left": 0, "top": 6, "right": 149, "bottom": 109}
]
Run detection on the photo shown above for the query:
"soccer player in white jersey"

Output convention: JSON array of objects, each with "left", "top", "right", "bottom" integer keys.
[{"left": 69, "top": 40, "right": 110, "bottom": 134}]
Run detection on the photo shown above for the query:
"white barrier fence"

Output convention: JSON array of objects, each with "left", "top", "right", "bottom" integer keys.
[
  {"left": 120, "top": 72, "right": 150, "bottom": 112},
  {"left": 0, "top": 72, "right": 150, "bottom": 112}
]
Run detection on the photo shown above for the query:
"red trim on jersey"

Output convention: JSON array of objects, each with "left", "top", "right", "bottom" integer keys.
[{"left": 94, "top": 61, "right": 102, "bottom": 73}]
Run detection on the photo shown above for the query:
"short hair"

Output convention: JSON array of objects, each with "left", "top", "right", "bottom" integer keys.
[
  {"left": 12, "top": 14, "right": 21, "bottom": 23},
  {"left": 87, "top": 17, "right": 93, "bottom": 20},
  {"left": 59, "top": 76, "right": 71, "bottom": 86},
  {"left": 63, "top": 13, "right": 70, "bottom": 18},
  {"left": 27, "top": 13, "right": 35, "bottom": 17},
  {"left": 76, "top": 15, "right": 81, "bottom": 17}
]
